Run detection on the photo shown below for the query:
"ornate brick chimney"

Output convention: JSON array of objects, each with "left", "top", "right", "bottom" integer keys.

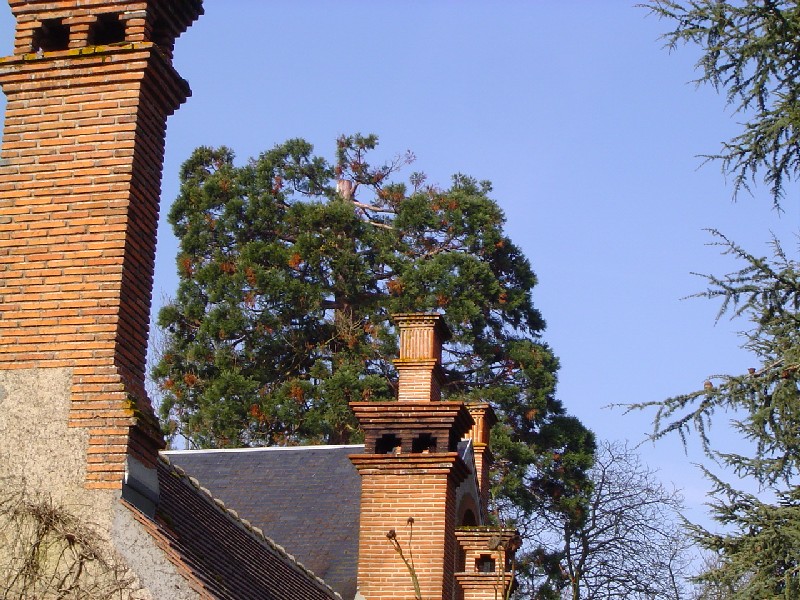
[
  {"left": 0, "top": 0, "right": 202, "bottom": 511},
  {"left": 350, "top": 313, "right": 474, "bottom": 600},
  {"left": 393, "top": 312, "right": 449, "bottom": 402}
]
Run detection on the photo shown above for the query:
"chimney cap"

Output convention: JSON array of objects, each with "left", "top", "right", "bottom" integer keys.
[{"left": 392, "top": 312, "right": 452, "bottom": 342}]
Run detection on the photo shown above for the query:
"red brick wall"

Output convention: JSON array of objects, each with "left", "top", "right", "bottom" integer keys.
[{"left": 351, "top": 454, "right": 468, "bottom": 600}]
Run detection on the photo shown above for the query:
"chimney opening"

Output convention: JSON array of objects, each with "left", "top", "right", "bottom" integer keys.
[
  {"left": 88, "top": 13, "right": 127, "bottom": 46},
  {"left": 375, "top": 433, "right": 401, "bottom": 454},
  {"left": 461, "top": 509, "right": 477, "bottom": 526},
  {"left": 476, "top": 554, "right": 496, "bottom": 573},
  {"left": 412, "top": 433, "right": 437, "bottom": 453},
  {"left": 32, "top": 19, "right": 70, "bottom": 52}
]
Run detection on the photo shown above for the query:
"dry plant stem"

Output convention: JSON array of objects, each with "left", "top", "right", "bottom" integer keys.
[
  {"left": 0, "top": 485, "right": 135, "bottom": 599},
  {"left": 386, "top": 518, "right": 422, "bottom": 600}
]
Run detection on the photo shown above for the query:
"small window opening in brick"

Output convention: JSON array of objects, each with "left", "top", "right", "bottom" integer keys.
[
  {"left": 476, "top": 554, "right": 496, "bottom": 573},
  {"left": 461, "top": 509, "right": 477, "bottom": 526},
  {"left": 412, "top": 433, "right": 436, "bottom": 454},
  {"left": 375, "top": 433, "right": 401, "bottom": 454},
  {"left": 89, "top": 13, "right": 127, "bottom": 45},
  {"left": 32, "top": 19, "right": 70, "bottom": 52}
]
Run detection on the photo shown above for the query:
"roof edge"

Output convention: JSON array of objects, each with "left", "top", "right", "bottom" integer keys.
[{"left": 162, "top": 444, "right": 365, "bottom": 455}]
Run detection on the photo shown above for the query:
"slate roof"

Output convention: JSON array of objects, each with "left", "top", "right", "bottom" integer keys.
[
  {"left": 164, "top": 445, "right": 364, "bottom": 600},
  {"left": 125, "top": 456, "right": 341, "bottom": 600}
]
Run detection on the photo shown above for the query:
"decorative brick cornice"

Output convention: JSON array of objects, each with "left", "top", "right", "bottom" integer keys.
[
  {"left": 349, "top": 452, "right": 471, "bottom": 484},
  {"left": 7, "top": 0, "right": 203, "bottom": 59},
  {"left": 0, "top": 43, "right": 190, "bottom": 112},
  {"left": 350, "top": 400, "right": 474, "bottom": 455}
]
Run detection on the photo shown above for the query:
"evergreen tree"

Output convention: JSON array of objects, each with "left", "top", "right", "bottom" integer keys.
[
  {"left": 640, "top": 2, "right": 800, "bottom": 595},
  {"left": 646, "top": 0, "right": 800, "bottom": 207},
  {"left": 154, "top": 134, "right": 595, "bottom": 533},
  {"left": 635, "top": 232, "right": 800, "bottom": 598}
]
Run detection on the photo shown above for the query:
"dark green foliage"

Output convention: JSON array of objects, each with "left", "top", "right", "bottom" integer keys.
[
  {"left": 645, "top": 0, "right": 800, "bottom": 206},
  {"left": 689, "top": 473, "right": 800, "bottom": 599},
  {"left": 154, "top": 134, "right": 595, "bottom": 531},
  {"left": 632, "top": 231, "right": 800, "bottom": 598}
]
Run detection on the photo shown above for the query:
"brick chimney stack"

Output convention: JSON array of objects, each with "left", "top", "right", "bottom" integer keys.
[
  {"left": 350, "top": 313, "right": 474, "bottom": 600},
  {"left": 454, "top": 528, "right": 520, "bottom": 600},
  {"left": 0, "top": 0, "right": 202, "bottom": 510}
]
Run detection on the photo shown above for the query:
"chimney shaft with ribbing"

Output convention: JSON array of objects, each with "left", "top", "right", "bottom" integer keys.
[
  {"left": 393, "top": 312, "right": 450, "bottom": 402},
  {"left": 350, "top": 312, "right": 475, "bottom": 599}
]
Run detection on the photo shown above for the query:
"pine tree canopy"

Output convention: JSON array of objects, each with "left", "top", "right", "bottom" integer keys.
[
  {"left": 646, "top": 0, "right": 800, "bottom": 206},
  {"left": 153, "top": 134, "right": 595, "bottom": 525}
]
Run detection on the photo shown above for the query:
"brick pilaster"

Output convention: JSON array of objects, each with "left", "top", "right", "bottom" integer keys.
[
  {"left": 465, "top": 403, "right": 498, "bottom": 520},
  {"left": 0, "top": 0, "right": 202, "bottom": 489}
]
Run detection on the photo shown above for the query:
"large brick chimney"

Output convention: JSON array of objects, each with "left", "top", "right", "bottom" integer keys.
[
  {"left": 350, "top": 313, "right": 474, "bottom": 600},
  {"left": 0, "top": 0, "right": 202, "bottom": 509}
]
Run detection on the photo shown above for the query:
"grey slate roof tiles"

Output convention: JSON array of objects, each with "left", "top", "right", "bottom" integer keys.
[
  {"left": 163, "top": 445, "right": 364, "bottom": 600},
  {"left": 126, "top": 456, "right": 342, "bottom": 600}
]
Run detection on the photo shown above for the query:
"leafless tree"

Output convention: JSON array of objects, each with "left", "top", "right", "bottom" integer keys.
[
  {"left": 688, "top": 552, "right": 738, "bottom": 600},
  {"left": 520, "top": 440, "right": 694, "bottom": 599}
]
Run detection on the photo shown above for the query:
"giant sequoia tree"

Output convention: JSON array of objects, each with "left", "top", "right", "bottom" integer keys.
[{"left": 154, "top": 134, "right": 594, "bottom": 526}]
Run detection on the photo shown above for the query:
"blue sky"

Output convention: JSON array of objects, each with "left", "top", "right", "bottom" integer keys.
[{"left": 2, "top": 2, "right": 798, "bottom": 525}]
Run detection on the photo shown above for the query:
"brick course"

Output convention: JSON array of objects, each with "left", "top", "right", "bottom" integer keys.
[{"left": 350, "top": 454, "right": 468, "bottom": 600}]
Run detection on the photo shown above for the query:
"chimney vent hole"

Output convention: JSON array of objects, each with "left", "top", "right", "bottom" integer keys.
[
  {"left": 476, "top": 554, "right": 496, "bottom": 573},
  {"left": 412, "top": 433, "right": 436, "bottom": 454},
  {"left": 89, "top": 13, "right": 126, "bottom": 46},
  {"left": 32, "top": 19, "right": 70, "bottom": 52},
  {"left": 376, "top": 433, "right": 401, "bottom": 454}
]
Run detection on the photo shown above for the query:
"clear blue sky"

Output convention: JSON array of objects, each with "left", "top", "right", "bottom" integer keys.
[{"left": 2, "top": 2, "right": 798, "bottom": 525}]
